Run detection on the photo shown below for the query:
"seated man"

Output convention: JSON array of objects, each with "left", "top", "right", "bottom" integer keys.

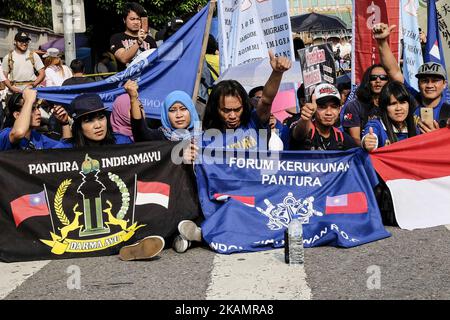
[
  {"left": 290, "top": 83, "right": 357, "bottom": 150},
  {"left": 0, "top": 88, "right": 70, "bottom": 150}
]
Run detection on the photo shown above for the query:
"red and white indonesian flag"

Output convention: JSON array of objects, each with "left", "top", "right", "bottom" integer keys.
[
  {"left": 370, "top": 128, "right": 450, "bottom": 230},
  {"left": 135, "top": 181, "right": 170, "bottom": 209}
]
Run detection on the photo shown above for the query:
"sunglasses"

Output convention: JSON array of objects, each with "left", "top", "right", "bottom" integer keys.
[{"left": 369, "top": 74, "right": 389, "bottom": 81}]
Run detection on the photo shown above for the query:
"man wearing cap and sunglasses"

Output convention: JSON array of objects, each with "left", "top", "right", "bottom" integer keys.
[
  {"left": 373, "top": 23, "right": 449, "bottom": 133},
  {"left": 2, "top": 31, "right": 45, "bottom": 94}
]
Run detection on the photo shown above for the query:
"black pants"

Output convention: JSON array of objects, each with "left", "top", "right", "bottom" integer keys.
[{"left": 374, "top": 178, "right": 398, "bottom": 227}]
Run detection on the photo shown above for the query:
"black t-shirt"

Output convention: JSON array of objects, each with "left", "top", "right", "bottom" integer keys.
[
  {"left": 341, "top": 99, "right": 381, "bottom": 131},
  {"left": 110, "top": 32, "right": 157, "bottom": 71},
  {"left": 62, "top": 77, "right": 95, "bottom": 86}
]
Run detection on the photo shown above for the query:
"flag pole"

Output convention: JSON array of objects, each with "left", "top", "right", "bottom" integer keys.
[
  {"left": 192, "top": 0, "right": 217, "bottom": 101},
  {"left": 43, "top": 184, "right": 55, "bottom": 234},
  {"left": 132, "top": 174, "right": 137, "bottom": 224}
]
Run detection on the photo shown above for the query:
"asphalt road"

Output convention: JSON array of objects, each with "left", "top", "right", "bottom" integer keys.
[{"left": 2, "top": 225, "right": 450, "bottom": 305}]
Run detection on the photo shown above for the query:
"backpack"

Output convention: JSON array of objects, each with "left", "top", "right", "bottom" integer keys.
[
  {"left": 7, "top": 50, "right": 38, "bottom": 81},
  {"left": 304, "top": 122, "right": 344, "bottom": 150}
]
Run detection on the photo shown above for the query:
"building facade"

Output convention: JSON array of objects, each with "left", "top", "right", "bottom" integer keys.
[
  {"left": 0, "top": 18, "right": 61, "bottom": 60},
  {"left": 289, "top": 0, "right": 352, "bottom": 27}
]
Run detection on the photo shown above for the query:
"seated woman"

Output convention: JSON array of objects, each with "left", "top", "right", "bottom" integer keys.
[
  {"left": 0, "top": 88, "right": 70, "bottom": 151},
  {"left": 53, "top": 92, "right": 165, "bottom": 261},
  {"left": 125, "top": 80, "right": 201, "bottom": 253},
  {"left": 361, "top": 81, "right": 418, "bottom": 227},
  {"left": 341, "top": 64, "right": 390, "bottom": 146},
  {"left": 126, "top": 80, "right": 199, "bottom": 162},
  {"left": 361, "top": 81, "right": 418, "bottom": 151},
  {"left": 53, "top": 93, "right": 133, "bottom": 148},
  {"left": 110, "top": 93, "right": 134, "bottom": 142}
]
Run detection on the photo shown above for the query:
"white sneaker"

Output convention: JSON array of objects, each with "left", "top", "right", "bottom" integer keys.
[
  {"left": 172, "top": 234, "right": 191, "bottom": 253},
  {"left": 178, "top": 220, "right": 202, "bottom": 242}
]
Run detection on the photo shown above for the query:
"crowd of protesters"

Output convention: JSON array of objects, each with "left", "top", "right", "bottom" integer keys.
[{"left": 0, "top": 2, "right": 449, "bottom": 261}]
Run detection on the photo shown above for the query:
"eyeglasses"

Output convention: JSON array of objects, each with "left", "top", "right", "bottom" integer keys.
[{"left": 369, "top": 74, "right": 389, "bottom": 81}]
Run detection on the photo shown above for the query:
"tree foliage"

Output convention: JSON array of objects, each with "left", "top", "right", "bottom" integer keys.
[
  {"left": 0, "top": 0, "right": 52, "bottom": 29},
  {"left": 96, "top": 0, "right": 209, "bottom": 28},
  {"left": 0, "top": 0, "right": 209, "bottom": 30}
]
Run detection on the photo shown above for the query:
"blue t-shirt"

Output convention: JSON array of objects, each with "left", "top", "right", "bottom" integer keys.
[
  {"left": 53, "top": 133, "right": 133, "bottom": 149},
  {"left": 405, "top": 81, "right": 449, "bottom": 127},
  {"left": 362, "top": 119, "right": 412, "bottom": 148},
  {"left": 413, "top": 95, "right": 447, "bottom": 125},
  {"left": 202, "top": 110, "right": 269, "bottom": 150},
  {"left": 0, "top": 128, "right": 60, "bottom": 151}
]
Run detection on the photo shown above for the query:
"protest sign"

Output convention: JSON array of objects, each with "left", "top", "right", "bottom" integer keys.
[{"left": 298, "top": 43, "right": 336, "bottom": 102}]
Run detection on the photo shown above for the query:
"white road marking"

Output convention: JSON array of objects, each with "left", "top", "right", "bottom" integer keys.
[
  {"left": 0, "top": 260, "right": 50, "bottom": 299},
  {"left": 206, "top": 249, "right": 311, "bottom": 300}
]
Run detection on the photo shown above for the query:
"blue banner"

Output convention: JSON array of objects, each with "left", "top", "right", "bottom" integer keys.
[
  {"left": 36, "top": 4, "right": 210, "bottom": 119},
  {"left": 425, "top": 0, "right": 446, "bottom": 69},
  {"left": 401, "top": 0, "right": 423, "bottom": 92},
  {"left": 195, "top": 149, "right": 391, "bottom": 254}
]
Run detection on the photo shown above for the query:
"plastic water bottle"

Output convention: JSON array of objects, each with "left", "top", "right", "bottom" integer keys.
[
  {"left": 284, "top": 219, "right": 304, "bottom": 265},
  {"left": 268, "top": 129, "right": 284, "bottom": 151}
]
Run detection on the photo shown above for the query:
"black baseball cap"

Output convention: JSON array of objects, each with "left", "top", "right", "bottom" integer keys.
[
  {"left": 14, "top": 31, "right": 31, "bottom": 42},
  {"left": 71, "top": 94, "right": 106, "bottom": 119}
]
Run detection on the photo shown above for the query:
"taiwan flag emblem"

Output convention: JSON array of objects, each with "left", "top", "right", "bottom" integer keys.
[
  {"left": 325, "top": 192, "right": 368, "bottom": 214},
  {"left": 10, "top": 190, "right": 50, "bottom": 227}
]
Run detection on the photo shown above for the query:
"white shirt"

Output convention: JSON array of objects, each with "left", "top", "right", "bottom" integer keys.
[
  {"left": 0, "top": 61, "right": 5, "bottom": 82},
  {"left": 44, "top": 65, "right": 73, "bottom": 87},
  {"left": 2, "top": 50, "right": 44, "bottom": 82},
  {"left": 339, "top": 43, "right": 351, "bottom": 58}
]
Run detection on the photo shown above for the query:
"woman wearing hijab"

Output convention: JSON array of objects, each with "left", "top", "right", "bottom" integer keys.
[
  {"left": 125, "top": 80, "right": 201, "bottom": 253},
  {"left": 111, "top": 93, "right": 134, "bottom": 141},
  {"left": 126, "top": 80, "right": 199, "bottom": 162}
]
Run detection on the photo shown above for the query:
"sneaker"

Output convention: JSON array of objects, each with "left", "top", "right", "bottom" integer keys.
[
  {"left": 172, "top": 234, "right": 191, "bottom": 253},
  {"left": 119, "top": 235, "right": 165, "bottom": 261},
  {"left": 178, "top": 220, "right": 202, "bottom": 242}
]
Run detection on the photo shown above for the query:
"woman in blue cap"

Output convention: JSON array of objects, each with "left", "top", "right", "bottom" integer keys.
[{"left": 53, "top": 93, "right": 133, "bottom": 148}]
